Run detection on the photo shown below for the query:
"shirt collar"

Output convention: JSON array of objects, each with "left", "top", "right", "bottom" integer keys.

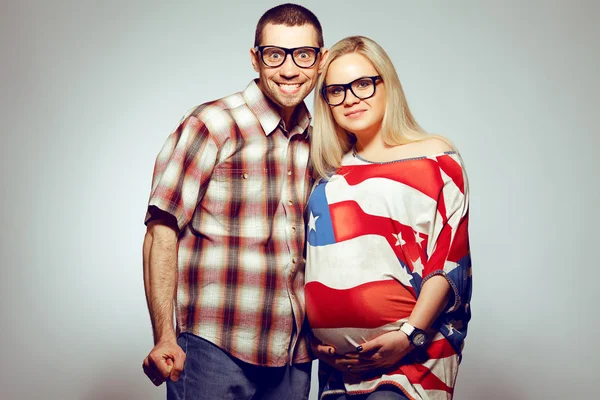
[{"left": 243, "top": 79, "right": 312, "bottom": 137}]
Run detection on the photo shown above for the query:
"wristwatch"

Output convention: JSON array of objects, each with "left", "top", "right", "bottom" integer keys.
[{"left": 400, "top": 323, "right": 428, "bottom": 348}]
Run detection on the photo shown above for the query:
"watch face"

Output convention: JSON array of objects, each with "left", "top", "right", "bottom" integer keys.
[{"left": 413, "top": 332, "right": 427, "bottom": 347}]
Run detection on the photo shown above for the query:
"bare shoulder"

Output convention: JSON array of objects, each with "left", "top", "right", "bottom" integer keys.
[
  {"left": 386, "top": 136, "right": 457, "bottom": 161},
  {"left": 417, "top": 136, "right": 455, "bottom": 154}
]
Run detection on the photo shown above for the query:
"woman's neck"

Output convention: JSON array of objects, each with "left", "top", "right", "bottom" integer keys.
[{"left": 354, "top": 130, "right": 390, "bottom": 160}]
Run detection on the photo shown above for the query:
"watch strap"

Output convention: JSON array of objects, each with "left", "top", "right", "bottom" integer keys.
[{"left": 400, "top": 322, "right": 416, "bottom": 337}]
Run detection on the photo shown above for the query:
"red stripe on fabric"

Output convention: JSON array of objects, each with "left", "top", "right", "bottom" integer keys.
[
  {"left": 305, "top": 280, "right": 415, "bottom": 329},
  {"left": 436, "top": 154, "right": 464, "bottom": 194},
  {"left": 338, "top": 159, "right": 444, "bottom": 200},
  {"left": 447, "top": 214, "right": 469, "bottom": 262},
  {"left": 424, "top": 224, "right": 452, "bottom": 275},
  {"left": 329, "top": 200, "right": 422, "bottom": 267},
  {"left": 400, "top": 363, "right": 453, "bottom": 392},
  {"left": 437, "top": 188, "right": 448, "bottom": 225},
  {"left": 330, "top": 201, "right": 393, "bottom": 242},
  {"left": 426, "top": 337, "right": 458, "bottom": 359},
  {"left": 366, "top": 353, "right": 455, "bottom": 392}
]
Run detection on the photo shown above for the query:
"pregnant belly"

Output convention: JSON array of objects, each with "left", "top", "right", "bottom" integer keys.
[{"left": 306, "top": 279, "right": 416, "bottom": 354}]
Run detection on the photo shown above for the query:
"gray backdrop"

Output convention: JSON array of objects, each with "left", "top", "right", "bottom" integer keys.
[{"left": 1, "top": 0, "right": 598, "bottom": 399}]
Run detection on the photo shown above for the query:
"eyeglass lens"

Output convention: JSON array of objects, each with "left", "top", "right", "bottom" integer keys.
[
  {"left": 261, "top": 47, "right": 318, "bottom": 68},
  {"left": 324, "top": 77, "right": 377, "bottom": 105}
]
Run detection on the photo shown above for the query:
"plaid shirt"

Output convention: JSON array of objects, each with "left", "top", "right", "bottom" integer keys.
[{"left": 145, "top": 80, "right": 313, "bottom": 366}]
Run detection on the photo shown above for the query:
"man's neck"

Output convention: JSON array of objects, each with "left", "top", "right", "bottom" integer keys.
[
  {"left": 280, "top": 104, "right": 304, "bottom": 131},
  {"left": 279, "top": 106, "right": 296, "bottom": 130}
]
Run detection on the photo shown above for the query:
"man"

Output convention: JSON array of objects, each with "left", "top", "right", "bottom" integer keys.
[{"left": 142, "top": 3, "right": 327, "bottom": 399}]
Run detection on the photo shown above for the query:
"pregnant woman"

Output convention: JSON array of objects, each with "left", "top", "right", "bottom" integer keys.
[{"left": 305, "top": 36, "right": 472, "bottom": 400}]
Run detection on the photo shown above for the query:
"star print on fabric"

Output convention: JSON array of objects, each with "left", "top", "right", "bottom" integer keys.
[
  {"left": 414, "top": 231, "right": 424, "bottom": 245},
  {"left": 392, "top": 232, "right": 406, "bottom": 246},
  {"left": 398, "top": 260, "right": 415, "bottom": 285},
  {"left": 412, "top": 257, "right": 424, "bottom": 276},
  {"left": 308, "top": 212, "right": 319, "bottom": 232}
]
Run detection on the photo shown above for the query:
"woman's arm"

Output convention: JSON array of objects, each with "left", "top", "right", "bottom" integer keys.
[{"left": 339, "top": 276, "right": 451, "bottom": 373}]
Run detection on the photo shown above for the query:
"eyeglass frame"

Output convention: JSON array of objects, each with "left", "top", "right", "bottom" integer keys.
[
  {"left": 255, "top": 45, "right": 322, "bottom": 69},
  {"left": 321, "top": 75, "right": 383, "bottom": 106}
]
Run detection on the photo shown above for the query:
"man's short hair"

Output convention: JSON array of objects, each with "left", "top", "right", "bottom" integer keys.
[{"left": 254, "top": 3, "right": 323, "bottom": 48}]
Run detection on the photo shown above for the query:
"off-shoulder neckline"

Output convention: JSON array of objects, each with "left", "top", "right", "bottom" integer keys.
[{"left": 349, "top": 148, "right": 457, "bottom": 165}]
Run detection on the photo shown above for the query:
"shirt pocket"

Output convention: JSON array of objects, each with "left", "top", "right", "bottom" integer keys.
[{"left": 202, "top": 166, "right": 268, "bottom": 232}]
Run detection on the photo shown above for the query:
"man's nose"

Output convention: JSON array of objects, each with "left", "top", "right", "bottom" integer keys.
[{"left": 278, "top": 54, "right": 300, "bottom": 78}]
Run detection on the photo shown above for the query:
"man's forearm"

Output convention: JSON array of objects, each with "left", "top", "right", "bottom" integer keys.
[{"left": 143, "top": 223, "right": 178, "bottom": 344}]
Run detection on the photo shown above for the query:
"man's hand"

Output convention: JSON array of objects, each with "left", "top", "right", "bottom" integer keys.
[
  {"left": 343, "top": 331, "right": 413, "bottom": 373},
  {"left": 310, "top": 335, "right": 362, "bottom": 378},
  {"left": 142, "top": 339, "right": 186, "bottom": 386},
  {"left": 309, "top": 335, "right": 346, "bottom": 371}
]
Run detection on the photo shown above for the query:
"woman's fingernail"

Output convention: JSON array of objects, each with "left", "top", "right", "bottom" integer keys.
[{"left": 356, "top": 345, "right": 363, "bottom": 352}]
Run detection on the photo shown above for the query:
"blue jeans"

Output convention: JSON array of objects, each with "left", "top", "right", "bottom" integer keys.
[{"left": 166, "top": 333, "right": 311, "bottom": 400}]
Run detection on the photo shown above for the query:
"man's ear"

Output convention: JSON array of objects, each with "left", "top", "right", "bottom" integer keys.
[
  {"left": 250, "top": 47, "right": 260, "bottom": 73},
  {"left": 318, "top": 48, "right": 329, "bottom": 73}
]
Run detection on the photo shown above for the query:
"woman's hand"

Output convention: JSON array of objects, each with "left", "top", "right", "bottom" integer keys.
[{"left": 341, "top": 330, "right": 413, "bottom": 374}]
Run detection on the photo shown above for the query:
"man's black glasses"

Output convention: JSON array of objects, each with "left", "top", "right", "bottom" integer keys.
[{"left": 255, "top": 46, "right": 321, "bottom": 68}]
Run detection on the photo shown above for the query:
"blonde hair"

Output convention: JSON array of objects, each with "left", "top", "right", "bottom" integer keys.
[{"left": 312, "top": 36, "right": 444, "bottom": 179}]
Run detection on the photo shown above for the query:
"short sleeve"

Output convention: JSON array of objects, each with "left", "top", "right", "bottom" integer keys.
[
  {"left": 145, "top": 113, "right": 219, "bottom": 232},
  {"left": 422, "top": 153, "right": 472, "bottom": 313}
]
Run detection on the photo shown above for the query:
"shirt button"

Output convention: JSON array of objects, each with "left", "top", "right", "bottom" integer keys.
[
  {"left": 292, "top": 258, "right": 297, "bottom": 264},
  {"left": 287, "top": 170, "right": 292, "bottom": 176},
  {"left": 287, "top": 200, "right": 293, "bottom": 206},
  {"left": 291, "top": 226, "right": 296, "bottom": 232},
  {"left": 242, "top": 173, "right": 249, "bottom": 179}
]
